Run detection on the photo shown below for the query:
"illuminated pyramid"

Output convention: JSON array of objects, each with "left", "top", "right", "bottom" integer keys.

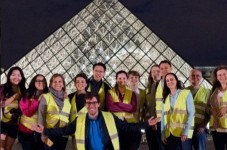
[{"left": 1, "top": 0, "right": 211, "bottom": 91}]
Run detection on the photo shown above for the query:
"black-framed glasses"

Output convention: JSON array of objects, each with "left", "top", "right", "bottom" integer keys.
[{"left": 85, "top": 101, "right": 98, "bottom": 106}]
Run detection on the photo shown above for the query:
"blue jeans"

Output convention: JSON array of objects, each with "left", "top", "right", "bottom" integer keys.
[{"left": 192, "top": 129, "right": 207, "bottom": 150}]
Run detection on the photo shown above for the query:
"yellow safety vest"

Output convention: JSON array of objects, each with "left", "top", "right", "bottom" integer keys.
[
  {"left": 155, "top": 81, "right": 163, "bottom": 118},
  {"left": 44, "top": 93, "right": 71, "bottom": 128},
  {"left": 87, "top": 82, "right": 105, "bottom": 110},
  {"left": 209, "top": 89, "right": 227, "bottom": 132},
  {"left": 163, "top": 90, "right": 194, "bottom": 139},
  {"left": 75, "top": 112, "right": 119, "bottom": 150},
  {"left": 70, "top": 94, "right": 87, "bottom": 122},
  {"left": 2, "top": 99, "right": 19, "bottom": 123},
  {"left": 108, "top": 88, "right": 137, "bottom": 123},
  {"left": 192, "top": 87, "right": 210, "bottom": 125}
]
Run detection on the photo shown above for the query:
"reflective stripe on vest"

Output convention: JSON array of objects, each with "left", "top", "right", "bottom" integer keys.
[
  {"left": 193, "top": 87, "right": 210, "bottom": 125},
  {"left": 44, "top": 93, "right": 71, "bottom": 128},
  {"left": 108, "top": 88, "right": 136, "bottom": 123},
  {"left": 209, "top": 89, "right": 227, "bottom": 131},
  {"left": 2, "top": 99, "right": 19, "bottom": 123},
  {"left": 20, "top": 112, "right": 38, "bottom": 130},
  {"left": 75, "top": 112, "right": 120, "bottom": 150},
  {"left": 87, "top": 82, "right": 105, "bottom": 110},
  {"left": 70, "top": 95, "right": 87, "bottom": 122},
  {"left": 155, "top": 82, "right": 163, "bottom": 118},
  {"left": 164, "top": 90, "right": 194, "bottom": 139}
]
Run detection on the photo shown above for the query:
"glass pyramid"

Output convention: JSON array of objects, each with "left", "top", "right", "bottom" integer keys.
[{"left": 1, "top": 0, "right": 212, "bottom": 92}]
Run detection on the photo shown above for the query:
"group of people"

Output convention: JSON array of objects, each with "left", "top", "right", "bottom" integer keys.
[{"left": 0, "top": 61, "right": 227, "bottom": 150}]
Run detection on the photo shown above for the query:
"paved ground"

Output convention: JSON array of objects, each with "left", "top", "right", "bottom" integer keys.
[{"left": 13, "top": 135, "right": 215, "bottom": 150}]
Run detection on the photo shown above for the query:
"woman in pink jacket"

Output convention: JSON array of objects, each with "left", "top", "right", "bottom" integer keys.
[{"left": 18, "top": 74, "right": 48, "bottom": 150}]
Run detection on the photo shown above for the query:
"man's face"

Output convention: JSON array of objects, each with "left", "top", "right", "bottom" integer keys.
[
  {"left": 85, "top": 97, "right": 100, "bottom": 117},
  {"left": 159, "top": 63, "right": 172, "bottom": 78},
  {"left": 116, "top": 73, "right": 128, "bottom": 87},
  {"left": 93, "top": 66, "right": 105, "bottom": 81},
  {"left": 189, "top": 70, "right": 202, "bottom": 87},
  {"left": 128, "top": 74, "right": 139, "bottom": 87}
]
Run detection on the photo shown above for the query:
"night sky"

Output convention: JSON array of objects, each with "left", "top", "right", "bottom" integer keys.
[{"left": 1, "top": 0, "right": 227, "bottom": 70}]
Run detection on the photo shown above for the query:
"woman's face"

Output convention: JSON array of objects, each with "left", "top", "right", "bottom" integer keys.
[
  {"left": 165, "top": 74, "right": 177, "bottom": 90},
  {"left": 51, "top": 76, "right": 64, "bottom": 91},
  {"left": 151, "top": 66, "right": 161, "bottom": 81},
  {"left": 10, "top": 70, "right": 22, "bottom": 85},
  {"left": 217, "top": 69, "right": 227, "bottom": 85},
  {"left": 35, "top": 76, "right": 46, "bottom": 91},
  {"left": 116, "top": 73, "right": 128, "bottom": 87},
  {"left": 75, "top": 77, "right": 87, "bottom": 91}
]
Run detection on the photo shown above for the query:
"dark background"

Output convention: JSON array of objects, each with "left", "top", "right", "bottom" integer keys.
[{"left": 1, "top": 0, "right": 227, "bottom": 70}]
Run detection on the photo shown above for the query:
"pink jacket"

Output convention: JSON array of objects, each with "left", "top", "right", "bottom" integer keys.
[{"left": 19, "top": 97, "right": 39, "bottom": 134}]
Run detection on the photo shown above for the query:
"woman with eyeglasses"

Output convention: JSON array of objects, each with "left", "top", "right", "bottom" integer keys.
[
  {"left": 18, "top": 74, "right": 48, "bottom": 150},
  {"left": 38, "top": 74, "right": 71, "bottom": 150},
  {"left": 106, "top": 70, "right": 137, "bottom": 150},
  {"left": 0, "top": 66, "right": 26, "bottom": 150},
  {"left": 161, "top": 73, "right": 194, "bottom": 150}
]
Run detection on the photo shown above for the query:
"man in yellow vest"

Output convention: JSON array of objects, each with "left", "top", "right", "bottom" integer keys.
[
  {"left": 86, "top": 62, "right": 111, "bottom": 111},
  {"left": 33, "top": 92, "right": 158, "bottom": 150},
  {"left": 187, "top": 69, "right": 210, "bottom": 150}
]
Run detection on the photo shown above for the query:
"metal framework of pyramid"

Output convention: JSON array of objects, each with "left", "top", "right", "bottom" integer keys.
[{"left": 1, "top": 0, "right": 211, "bottom": 92}]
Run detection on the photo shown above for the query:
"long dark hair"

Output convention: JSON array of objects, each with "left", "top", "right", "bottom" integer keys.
[
  {"left": 3, "top": 66, "right": 26, "bottom": 99},
  {"left": 147, "top": 65, "right": 159, "bottom": 94},
  {"left": 211, "top": 65, "right": 227, "bottom": 93},
  {"left": 163, "top": 73, "right": 182, "bottom": 103},
  {"left": 24, "top": 74, "right": 48, "bottom": 99}
]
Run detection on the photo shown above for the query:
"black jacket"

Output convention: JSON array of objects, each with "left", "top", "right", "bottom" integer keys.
[{"left": 44, "top": 111, "right": 149, "bottom": 150}]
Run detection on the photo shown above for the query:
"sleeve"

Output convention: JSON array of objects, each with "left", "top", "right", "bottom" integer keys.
[
  {"left": 44, "top": 119, "right": 76, "bottom": 136},
  {"left": 182, "top": 92, "right": 195, "bottom": 136},
  {"left": 106, "top": 91, "right": 136, "bottom": 113},
  {"left": 20, "top": 97, "right": 39, "bottom": 117},
  {"left": 114, "top": 114, "right": 149, "bottom": 132},
  {"left": 38, "top": 96, "right": 47, "bottom": 127}
]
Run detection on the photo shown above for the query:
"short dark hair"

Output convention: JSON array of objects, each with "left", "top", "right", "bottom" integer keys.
[
  {"left": 93, "top": 62, "right": 106, "bottom": 71},
  {"left": 84, "top": 92, "right": 100, "bottom": 103},
  {"left": 159, "top": 60, "right": 172, "bottom": 67},
  {"left": 74, "top": 72, "right": 88, "bottom": 84},
  {"left": 128, "top": 70, "right": 140, "bottom": 78}
]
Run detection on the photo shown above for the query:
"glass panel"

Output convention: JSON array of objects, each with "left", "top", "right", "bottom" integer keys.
[{"left": 2, "top": 0, "right": 211, "bottom": 90}]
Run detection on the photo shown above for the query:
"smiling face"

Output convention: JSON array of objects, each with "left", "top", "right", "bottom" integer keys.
[
  {"left": 75, "top": 77, "right": 87, "bottom": 92},
  {"left": 217, "top": 69, "right": 227, "bottom": 86},
  {"left": 85, "top": 96, "right": 100, "bottom": 118},
  {"left": 116, "top": 73, "right": 128, "bottom": 88},
  {"left": 151, "top": 66, "right": 161, "bottom": 81},
  {"left": 128, "top": 74, "right": 139, "bottom": 87},
  {"left": 93, "top": 65, "right": 105, "bottom": 81},
  {"left": 189, "top": 69, "right": 202, "bottom": 87},
  {"left": 50, "top": 76, "right": 64, "bottom": 91},
  {"left": 9, "top": 70, "right": 22, "bottom": 86},
  {"left": 160, "top": 63, "right": 172, "bottom": 78},
  {"left": 35, "top": 75, "right": 46, "bottom": 91},
  {"left": 165, "top": 74, "right": 177, "bottom": 91}
]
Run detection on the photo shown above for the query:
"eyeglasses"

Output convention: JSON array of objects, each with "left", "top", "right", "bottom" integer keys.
[
  {"left": 35, "top": 80, "right": 45, "bottom": 83},
  {"left": 85, "top": 101, "right": 98, "bottom": 106}
]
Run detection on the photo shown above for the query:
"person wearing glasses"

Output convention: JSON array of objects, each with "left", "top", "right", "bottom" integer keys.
[
  {"left": 38, "top": 74, "right": 71, "bottom": 150},
  {"left": 18, "top": 74, "right": 48, "bottom": 150},
  {"left": 86, "top": 62, "right": 111, "bottom": 111},
  {"left": 33, "top": 92, "right": 158, "bottom": 150}
]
